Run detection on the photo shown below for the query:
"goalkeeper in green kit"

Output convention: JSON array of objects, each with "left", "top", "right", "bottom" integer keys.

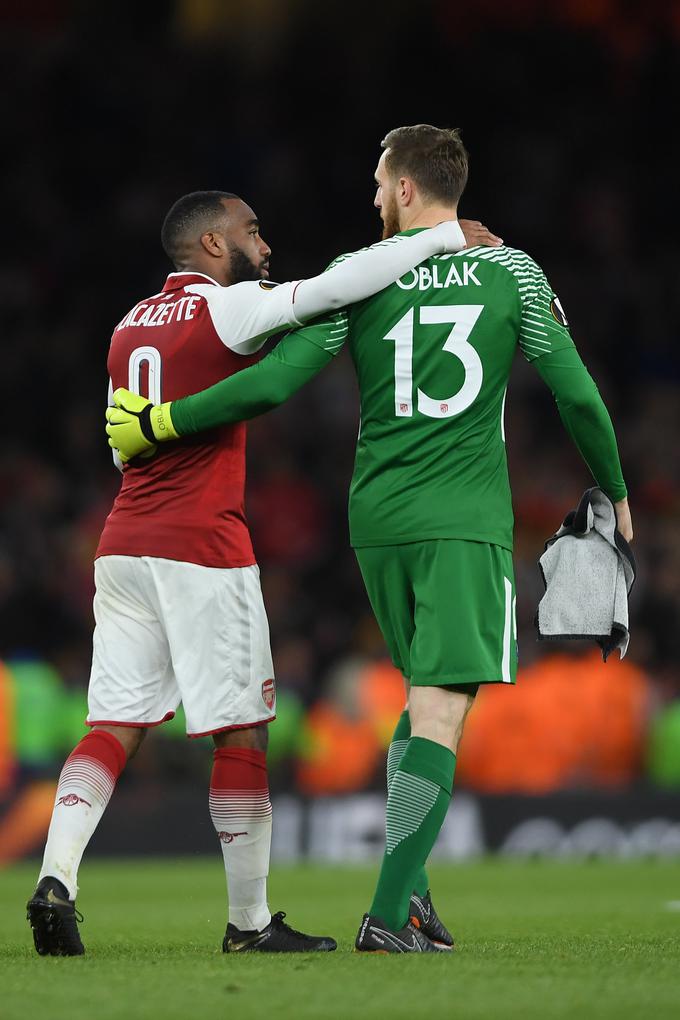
[{"left": 107, "top": 124, "right": 632, "bottom": 953}]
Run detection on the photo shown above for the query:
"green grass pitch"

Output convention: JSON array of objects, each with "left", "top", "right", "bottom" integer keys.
[{"left": 1, "top": 857, "right": 679, "bottom": 1019}]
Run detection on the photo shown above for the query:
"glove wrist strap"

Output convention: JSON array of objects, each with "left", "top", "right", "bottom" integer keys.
[
  {"left": 150, "top": 402, "right": 180, "bottom": 442},
  {"left": 138, "top": 405, "right": 156, "bottom": 443}
]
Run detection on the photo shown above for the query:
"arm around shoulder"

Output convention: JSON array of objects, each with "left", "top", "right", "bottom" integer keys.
[{"left": 292, "top": 221, "right": 467, "bottom": 321}]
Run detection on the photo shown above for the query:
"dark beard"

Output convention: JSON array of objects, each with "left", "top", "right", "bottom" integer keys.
[
  {"left": 228, "top": 244, "right": 266, "bottom": 284},
  {"left": 380, "top": 198, "right": 401, "bottom": 240}
]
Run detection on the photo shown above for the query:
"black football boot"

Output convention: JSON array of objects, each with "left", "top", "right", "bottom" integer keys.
[
  {"left": 27, "top": 877, "right": 85, "bottom": 956},
  {"left": 223, "top": 911, "right": 336, "bottom": 953},
  {"left": 409, "top": 890, "right": 454, "bottom": 949},
  {"left": 354, "top": 913, "right": 443, "bottom": 953}
]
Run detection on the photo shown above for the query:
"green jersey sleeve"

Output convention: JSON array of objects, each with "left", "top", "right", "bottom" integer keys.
[
  {"left": 170, "top": 314, "right": 347, "bottom": 434},
  {"left": 517, "top": 263, "right": 575, "bottom": 362},
  {"left": 533, "top": 345, "right": 627, "bottom": 502},
  {"left": 291, "top": 311, "right": 349, "bottom": 356},
  {"left": 463, "top": 245, "right": 576, "bottom": 361}
]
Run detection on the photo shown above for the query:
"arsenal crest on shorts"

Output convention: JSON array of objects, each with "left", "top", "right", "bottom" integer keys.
[{"left": 262, "top": 678, "right": 276, "bottom": 712}]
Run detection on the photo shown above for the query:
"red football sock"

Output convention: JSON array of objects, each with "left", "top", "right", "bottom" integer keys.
[
  {"left": 209, "top": 747, "right": 272, "bottom": 931},
  {"left": 38, "top": 730, "right": 127, "bottom": 898}
]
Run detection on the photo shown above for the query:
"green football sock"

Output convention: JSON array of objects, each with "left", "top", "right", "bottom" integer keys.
[
  {"left": 386, "top": 711, "right": 429, "bottom": 897},
  {"left": 370, "top": 736, "right": 455, "bottom": 931}
]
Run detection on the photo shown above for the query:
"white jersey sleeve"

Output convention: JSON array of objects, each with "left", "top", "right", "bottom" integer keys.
[
  {"left": 184, "top": 279, "right": 300, "bottom": 356},
  {"left": 292, "top": 220, "right": 466, "bottom": 321},
  {"left": 185, "top": 220, "right": 467, "bottom": 356}
]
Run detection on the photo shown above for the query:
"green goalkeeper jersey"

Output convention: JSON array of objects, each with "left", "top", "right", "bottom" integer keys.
[
  {"left": 334, "top": 235, "right": 577, "bottom": 550},
  {"left": 171, "top": 232, "right": 627, "bottom": 551}
]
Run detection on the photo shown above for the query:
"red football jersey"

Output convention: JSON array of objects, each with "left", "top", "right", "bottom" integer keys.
[{"left": 98, "top": 271, "right": 272, "bottom": 568}]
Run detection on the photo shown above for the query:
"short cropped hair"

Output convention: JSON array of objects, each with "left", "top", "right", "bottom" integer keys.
[
  {"left": 381, "top": 125, "right": 469, "bottom": 205},
  {"left": 161, "top": 190, "right": 239, "bottom": 264}
]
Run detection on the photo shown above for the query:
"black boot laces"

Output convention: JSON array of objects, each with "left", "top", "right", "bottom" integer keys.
[
  {"left": 269, "top": 911, "right": 316, "bottom": 941},
  {"left": 48, "top": 903, "right": 84, "bottom": 927}
]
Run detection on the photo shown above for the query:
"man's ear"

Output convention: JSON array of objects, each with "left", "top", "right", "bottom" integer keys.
[
  {"left": 398, "top": 176, "right": 414, "bottom": 207},
  {"left": 200, "top": 231, "right": 226, "bottom": 257}
]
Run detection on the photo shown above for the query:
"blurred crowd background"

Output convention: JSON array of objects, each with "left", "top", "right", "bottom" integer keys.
[{"left": 2, "top": 0, "right": 680, "bottom": 859}]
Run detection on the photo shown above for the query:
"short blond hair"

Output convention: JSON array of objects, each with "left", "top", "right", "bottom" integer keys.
[{"left": 381, "top": 125, "right": 468, "bottom": 205}]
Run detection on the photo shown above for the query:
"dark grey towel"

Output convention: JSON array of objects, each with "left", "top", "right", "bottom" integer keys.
[{"left": 535, "top": 487, "right": 636, "bottom": 661}]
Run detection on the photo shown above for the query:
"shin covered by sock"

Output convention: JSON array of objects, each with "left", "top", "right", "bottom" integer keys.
[
  {"left": 209, "top": 747, "right": 272, "bottom": 932},
  {"left": 370, "top": 736, "right": 455, "bottom": 931},
  {"left": 386, "top": 711, "right": 428, "bottom": 898},
  {"left": 38, "top": 730, "right": 127, "bottom": 899}
]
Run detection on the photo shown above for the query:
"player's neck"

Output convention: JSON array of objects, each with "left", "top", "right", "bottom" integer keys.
[
  {"left": 400, "top": 205, "right": 458, "bottom": 231},
  {"left": 176, "top": 261, "right": 229, "bottom": 286}
]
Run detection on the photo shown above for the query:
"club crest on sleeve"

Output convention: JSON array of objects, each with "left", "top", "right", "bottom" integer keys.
[
  {"left": 262, "top": 678, "right": 276, "bottom": 711},
  {"left": 550, "top": 296, "right": 569, "bottom": 326}
]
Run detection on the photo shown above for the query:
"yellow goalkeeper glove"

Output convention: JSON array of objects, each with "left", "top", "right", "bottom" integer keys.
[{"left": 105, "top": 388, "right": 180, "bottom": 463}]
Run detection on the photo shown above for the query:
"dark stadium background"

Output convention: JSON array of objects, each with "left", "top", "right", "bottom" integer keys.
[{"left": 1, "top": 0, "right": 679, "bottom": 862}]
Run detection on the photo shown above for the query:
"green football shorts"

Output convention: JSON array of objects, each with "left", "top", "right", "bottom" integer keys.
[{"left": 355, "top": 538, "right": 517, "bottom": 688}]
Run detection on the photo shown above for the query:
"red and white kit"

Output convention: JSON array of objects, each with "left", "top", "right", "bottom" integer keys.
[{"left": 92, "top": 271, "right": 292, "bottom": 736}]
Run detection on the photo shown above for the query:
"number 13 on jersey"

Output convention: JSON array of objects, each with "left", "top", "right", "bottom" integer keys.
[{"left": 384, "top": 303, "right": 484, "bottom": 418}]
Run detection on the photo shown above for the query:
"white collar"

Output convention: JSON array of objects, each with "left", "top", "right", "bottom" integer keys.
[{"left": 166, "top": 270, "right": 221, "bottom": 286}]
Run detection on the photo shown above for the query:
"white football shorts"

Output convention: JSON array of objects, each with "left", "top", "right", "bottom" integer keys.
[{"left": 87, "top": 555, "right": 276, "bottom": 737}]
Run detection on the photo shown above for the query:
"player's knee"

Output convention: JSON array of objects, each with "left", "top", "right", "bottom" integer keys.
[
  {"left": 213, "top": 723, "right": 269, "bottom": 752},
  {"left": 126, "top": 728, "right": 148, "bottom": 759},
  {"left": 409, "top": 687, "right": 473, "bottom": 753},
  {"left": 91, "top": 724, "right": 147, "bottom": 760}
]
